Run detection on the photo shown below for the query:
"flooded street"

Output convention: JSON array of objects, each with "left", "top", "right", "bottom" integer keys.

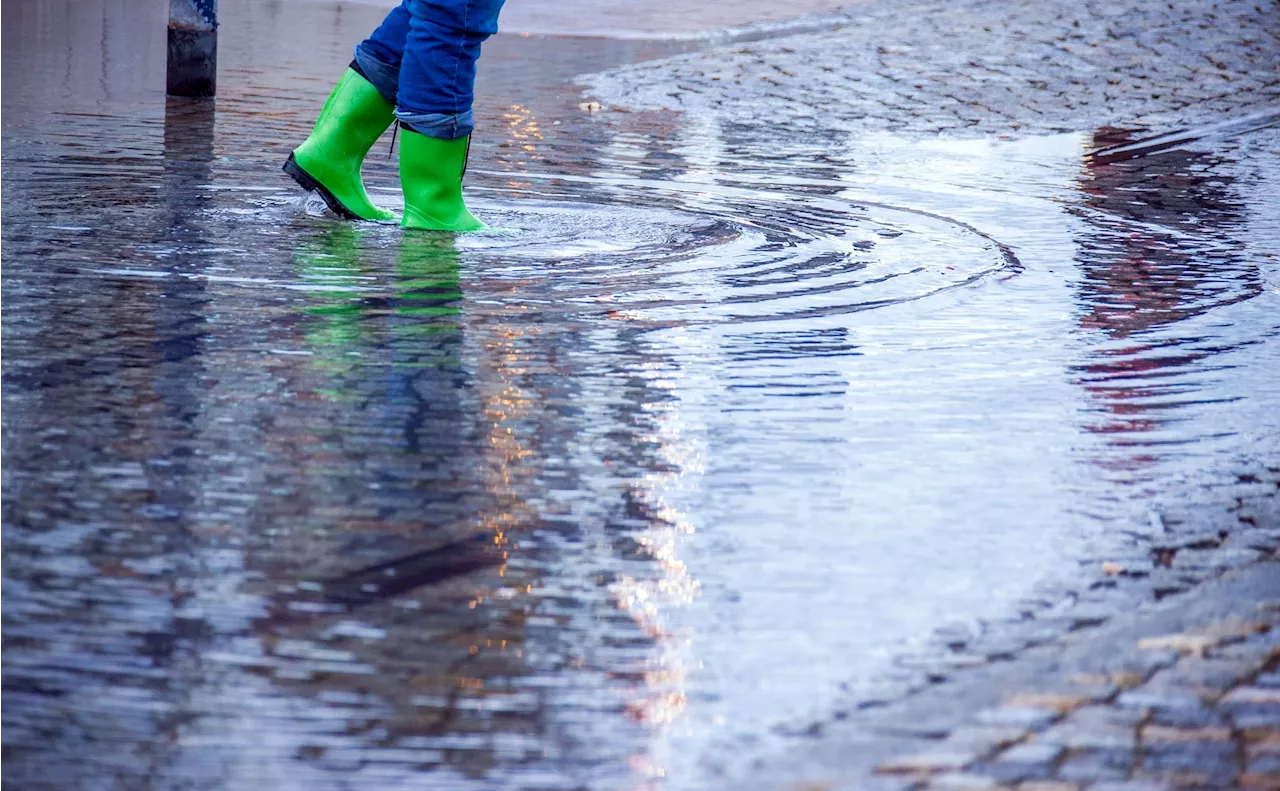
[{"left": 3, "top": 0, "right": 1279, "bottom": 789}]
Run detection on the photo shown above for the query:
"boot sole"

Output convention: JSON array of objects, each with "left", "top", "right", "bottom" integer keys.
[{"left": 283, "top": 153, "right": 359, "bottom": 221}]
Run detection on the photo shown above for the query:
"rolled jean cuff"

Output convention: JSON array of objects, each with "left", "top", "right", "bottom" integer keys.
[
  {"left": 353, "top": 43, "right": 400, "bottom": 106},
  {"left": 395, "top": 109, "right": 474, "bottom": 140}
]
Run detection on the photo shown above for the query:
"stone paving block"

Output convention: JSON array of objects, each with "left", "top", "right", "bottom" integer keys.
[
  {"left": 1194, "top": 618, "right": 1274, "bottom": 641},
  {"left": 1139, "top": 724, "right": 1231, "bottom": 743},
  {"left": 940, "top": 653, "right": 992, "bottom": 671},
  {"left": 927, "top": 772, "right": 1001, "bottom": 790},
  {"left": 974, "top": 636, "right": 1035, "bottom": 660},
  {"left": 1162, "top": 656, "right": 1260, "bottom": 693},
  {"left": 981, "top": 741, "right": 1063, "bottom": 784},
  {"left": 974, "top": 706, "right": 1060, "bottom": 730},
  {"left": 1136, "top": 633, "right": 1218, "bottom": 657},
  {"left": 1144, "top": 703, "right": 1228, "bottom": 730},
  {"left": 1223, "top": 687, "right": 1280, "bottom": 706},
  {"left": 1066, "top": 604, "right": 1114, "bottom": 630},
  {"left": 944, "top": 725, "right": 1029, "bottom": 755},
  {"left": 1090, "top": 782, "right": 1176, "bottom": 791},
  {"left": 1116, "top": 687, "right": 1212, "bottom": 713},
  {"left": 1130, "top": 772, "right": 1222, "bottom": 790},
  {"left": 1238, "top": 709, "right": 1280, "bottom": 729},
  {"left": 833, "top": 774, "right": 922, "bottom": 791},
  {"left": 1239, "top": 773, "right": 1280, "bottom": 791},
  {"left": 1037, "top": 706, "right": 1141, "bottom": 750},
  {"left": 1248, "top": 731, "right": 1280, "bottom": 755},
  {"left": 1121, "top": 650, "right": 1184, "bottom": 677},
  {"left": 1250, "top": 755, "right": 1280, "bottom": 775},
  {"left": 1072, "top": 704, "right": 1145, "bottom": 728},
  {"left": 877, "top": 746, "right": 977, "bottom": 775},
  {"left": 1223, "top": 531, "right": 1280, "bottom": 553},
  {"left": 1000, "top": 741, "right": 1065, "bottom": 765},
  {"left": 1055, "top": 748, "right": 1132, "bottom": 782},
  {"left": 1221, "top": 685, "right": 1280, "bottom": 728},
  {"left": 1005, "top": 691, "right": 1100, "bottom": 714},
  {"left": 1141, "top": 740, "right": 1237, "bottom": 786},
  {"left": 1213, "top": 638, "right": 1280, "bottom": 665},
  {"left": 1068, "top": 671, "right": 1145, "bottom": 691},
  {"left": 974, "top": 763, "right": 1046, "bottom": 786},
  {"left": 1173, "top": 547, "right": 1262, "bottom": 572}
]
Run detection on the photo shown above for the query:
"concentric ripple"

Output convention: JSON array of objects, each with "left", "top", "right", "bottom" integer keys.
[
  {"left": 457, "top": 195, "right": 1015, "bottom": 325},
  {"left": 68, "top": 183, "right": 1016, "bottom": 329}
]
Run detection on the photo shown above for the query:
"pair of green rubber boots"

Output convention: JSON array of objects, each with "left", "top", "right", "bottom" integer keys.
[{"left": 284, "top": 69, "right": 483, "bottom": 231}]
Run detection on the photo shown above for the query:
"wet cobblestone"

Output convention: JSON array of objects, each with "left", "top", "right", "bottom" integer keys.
[
  {"left": 867, "top": 582, "right": 1280, "bottom": 790},
  {"left": 590, "top": 0, "right": 1280, "bottom": 137}
]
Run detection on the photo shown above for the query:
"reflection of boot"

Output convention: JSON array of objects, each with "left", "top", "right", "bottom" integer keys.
[
  {"left": 396, "top": 233, "right": 463, "bottom": 332},
  {"left": 399, "top": 128, "right": 484, "bottom": 232},
  {"left": 295, "top": 225, "right": 371, "bottom": 384},
  {"left": 284, "top": 69, "right": 397, "bottom": 222}
]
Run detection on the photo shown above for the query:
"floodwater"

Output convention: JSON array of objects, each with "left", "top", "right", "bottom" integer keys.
[{"left": 3, "top": 1, "right": 1279, "bottom": 789}]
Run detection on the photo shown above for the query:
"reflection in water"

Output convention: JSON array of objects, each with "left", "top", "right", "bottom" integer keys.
[
  {"left": 1071, "top": 129, "right": 1264, "bottom": 482},
  {"left": 287, "top": 229, "right": 500, "bottom": 604},
  {"left": 256, "top": 233, "right": 528, "bottom": 780},
  {"left": 2, "top": 92, "right": 221, "bottom": 791},
  {"left": 1074, "top": 129, "right": 1257, "bottom": 336}
]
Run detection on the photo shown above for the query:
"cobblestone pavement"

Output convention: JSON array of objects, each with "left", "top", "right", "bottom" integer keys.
[
  {"left": 338, "top": 0, "right": 859, "bottom": 38},
  {"left": 588, "top": 0, "right": 1280, "bottom": 137},
  {"left": 871, "top": 562, "right": 1280, "bottom": 791},
  {"left": 735, "top": 487, "right": 1280, "bottom": 791}
]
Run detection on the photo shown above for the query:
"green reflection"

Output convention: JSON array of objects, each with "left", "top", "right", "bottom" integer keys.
[
  {"left": 393, "top": 232, "right": 463, "bottom": 341},
  {"left": 295, "top": 224, "right": 372, "bottom": 382},
  {"left": 294, "top": 226, "right": 465, "bottom": 395}
]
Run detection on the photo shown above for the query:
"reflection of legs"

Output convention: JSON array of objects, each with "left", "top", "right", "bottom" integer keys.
[
  {"left": 295, "top": 225, "right": 373, "bottom": 383},
  {"left": 398, "top": 234, "right": 462, "bottom": 311},
  {"left": 396, "top": 0, "right": 503, "bottom": 140},
  {"left": 397, "top": 0, "right": 505, "bottom": 232},
  {"left": 393, "top": 234, "right": 466, "bottom": 452}
]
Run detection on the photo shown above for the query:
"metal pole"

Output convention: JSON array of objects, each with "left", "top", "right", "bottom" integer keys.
[{"left": 167, "top": 0, "right": 218, "bottom": 97}]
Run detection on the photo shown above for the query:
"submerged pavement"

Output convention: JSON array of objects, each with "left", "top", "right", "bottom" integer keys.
[
  {"left": 3, "top": 0, "right": 1280, "bottom": 789},
  {"left": 585, "top": 0, "right": 1280, "bottom": 787}
]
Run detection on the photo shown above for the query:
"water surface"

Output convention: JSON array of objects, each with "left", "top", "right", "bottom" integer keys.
[{"left": 4, "top": 1, "right": 1279, "bottom": 788}]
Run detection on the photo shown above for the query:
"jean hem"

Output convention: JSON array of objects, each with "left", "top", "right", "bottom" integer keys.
[{"left": 396, "top": 109, "right": 474, "bottom": 140}]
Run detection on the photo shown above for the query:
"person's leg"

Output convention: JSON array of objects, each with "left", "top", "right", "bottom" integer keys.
[
  {"left": 284, "top": 3, "right": 413, "bottom": 222},
  {"left": 395, "top": 0, "right": 504, "bottom": 139},
  {"left": 396, "top": 0, "right": 504, "bottom": 231},
  {"left": 352, "top": 2, "right": 411, "bottom": 106}
]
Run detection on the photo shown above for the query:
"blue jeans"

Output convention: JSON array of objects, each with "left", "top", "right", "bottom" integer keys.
[{"left": 353, "top": 0, "right": 505, "bottom": 140}]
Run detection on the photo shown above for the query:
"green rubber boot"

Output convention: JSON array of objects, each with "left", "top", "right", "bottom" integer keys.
[
  {"left": 399, "top": 128, "right": 485, "bottom": 232},
  {"left": 284, "top": 69, "right": 397, "bottom": 222}
]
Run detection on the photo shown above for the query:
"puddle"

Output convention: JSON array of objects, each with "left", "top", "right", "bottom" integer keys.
[{"left": 4, "top": 0, "right": 1279, "bottom": 789}]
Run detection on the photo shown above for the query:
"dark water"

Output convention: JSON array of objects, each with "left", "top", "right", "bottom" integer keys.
[{"left": 4, "top": 1, "right": 1280, "bottom": 789}]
